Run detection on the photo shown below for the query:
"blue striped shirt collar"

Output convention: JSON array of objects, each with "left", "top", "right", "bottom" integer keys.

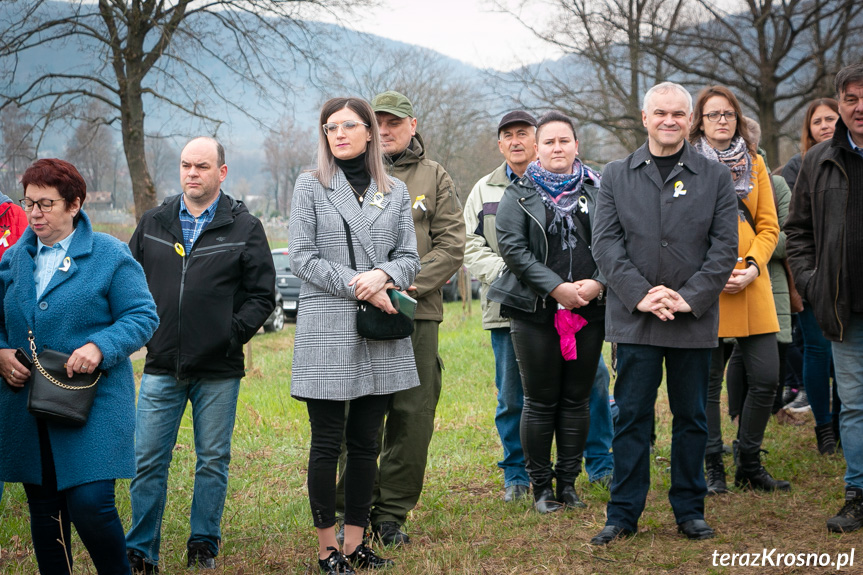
[{"left": 179, "top": 193, "right": 220, "bottom": 252}]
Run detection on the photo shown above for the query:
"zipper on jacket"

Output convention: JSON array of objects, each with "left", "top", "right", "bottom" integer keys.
[
  {"left": 172, "top": 215, "right": 237, "bottom": 376},
  {"left": 177, "top": 253, "right": 188, "bottom": 376},
  {"left": 824, "top": 157, "right": 848, "bottom": 341},
  {"left": 517, "top": 197, "right": 549, "bottom": 313}
]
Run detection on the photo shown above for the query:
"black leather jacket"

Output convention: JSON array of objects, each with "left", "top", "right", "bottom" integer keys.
[{"left": 487, "top": 174, "right": 605, "bottom": 313}]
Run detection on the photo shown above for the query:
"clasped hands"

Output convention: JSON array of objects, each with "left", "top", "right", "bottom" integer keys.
[
  {"left": 349, "top": 269, "right": 414, "bottom": 314},
  {"left": 636, "top": 285, "right": 692, "bottom": 321},
  {"left": 550, "top": 279, "right": 603, "bottom": 310},
  {"left": 722, "top": 265, "right": 758, "bottom": 294}
]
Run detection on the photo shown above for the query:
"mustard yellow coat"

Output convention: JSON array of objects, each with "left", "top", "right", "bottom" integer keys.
[{"left": 718, "top": 153, "right": 780, "bottom": 338}]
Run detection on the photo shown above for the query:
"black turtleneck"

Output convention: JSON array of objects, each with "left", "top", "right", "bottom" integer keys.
[
  {"left": 650, "top": 146, "right": 685, "bottom": 182},
  {"left": 335, "top": 153, "right": 371, "bottom": 197}
]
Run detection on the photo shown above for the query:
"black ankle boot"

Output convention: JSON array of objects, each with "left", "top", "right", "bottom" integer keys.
[
  {"left": 533, "top": 485, "right": 562, "bottom": 514},
  {"left": 705, "top": 452, "right": 727, "bottom": 495},
  {"left": 815, "top": 422, "right": 837, "bottom": 455},
  {"left": 734, "top": 449, "right": 790, "bottom": 492},
  {"left": 556, "top": 483, "right": 587, "bottom": 508}
]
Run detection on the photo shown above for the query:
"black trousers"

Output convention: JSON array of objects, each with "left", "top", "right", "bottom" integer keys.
[
  {"left": 306, "top": 394, "right": 390, "bottom": 529},
  {"left": 510, "top": 317, "right": 604, "bottom": 488},
  {"left": 727, "top": 341, "right": 789, "bottom": 417},
  {"left": 706, "top": 333, "right": 779, "bottom": 455}
]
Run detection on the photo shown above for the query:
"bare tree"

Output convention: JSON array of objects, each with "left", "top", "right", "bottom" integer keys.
[
  {"left": 263, "top": 116, "right": 315, "bottom": 217},
  {"left": 0, "top": 103, "right": 37, "bottom": 196},
  {"left": 494, "top": 0, "right": 689, "bottom": 154},
  {"left": 652, "top": 0, "right": 863, "bottom": 164},
  {"left": 145, "top": 135, "right": 180, "bottom": 202},
  {"left": 65, "top": 99, "right": 116, "bottom": 193},
  {"left": 496, "top": 0, "right": 863, "bottom": 163},
  {"left": 0, "top": 0, "right": 367, "bottom": 219}
]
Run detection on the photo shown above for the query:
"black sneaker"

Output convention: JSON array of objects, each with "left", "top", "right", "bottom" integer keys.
[
  {"left": 187, "top": 541, "right": 216, "bottom": 569},
  {"left": 346, "top": 543, "right": 394, "bottom": 569},
  {"left": 827, "top": 488, "right": 863, "bottom": 533},
  {"left": 373, "top": 521, "right": 410, "bottom": 546},
  {"left": 319, "top": 547, "right": 356, "bottom": 574},
  {"left": 128, "top": 549, "right": 159, "bottom": 574}
]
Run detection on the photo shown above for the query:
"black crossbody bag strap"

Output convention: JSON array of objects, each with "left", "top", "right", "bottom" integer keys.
[
  {"left": 737, "top": 196, "right": 756, "bottom": 234},
  {"left": 342, "top": 218, "right": 357, "bottom": 271}
]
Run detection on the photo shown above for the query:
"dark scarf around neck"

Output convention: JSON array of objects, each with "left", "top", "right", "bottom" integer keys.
[{"left": 525, "top": 158, "right": 600, "bottom": 259}]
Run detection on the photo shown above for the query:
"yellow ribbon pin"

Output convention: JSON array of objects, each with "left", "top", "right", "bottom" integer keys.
[
  {"left": 0, "top": 229, "right": 9, "bottom": 248},
  {"left": 412, "top": 194, "right": 427, "bottom": 211},
  {"left": 58, "top": 256, "right": 71, "bottom": 272},
  {"left": 673, "top": 181, "right": 687, "bottom": 198},
  {"left": 174, "top": 243, "right": 186, "bottom": 257}
]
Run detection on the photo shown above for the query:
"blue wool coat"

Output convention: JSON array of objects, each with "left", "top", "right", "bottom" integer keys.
[{"left": 0, "top": 212, "right": 158, "bottom": 490}]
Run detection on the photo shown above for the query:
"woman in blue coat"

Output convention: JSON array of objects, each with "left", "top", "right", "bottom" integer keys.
[{"left": 0, "top": 158, "right": 159, "bottom": 574}]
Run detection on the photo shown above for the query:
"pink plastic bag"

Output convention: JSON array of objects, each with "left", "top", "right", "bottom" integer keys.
[{"left": 554, "top": 309, "right": 588, "bottom": 360}]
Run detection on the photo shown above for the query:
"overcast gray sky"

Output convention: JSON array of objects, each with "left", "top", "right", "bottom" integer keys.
[{"left": 317, "top": 0, "right": 563, "bottom": 70}]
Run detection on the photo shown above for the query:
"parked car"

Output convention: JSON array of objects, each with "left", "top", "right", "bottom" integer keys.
[
  {"left": 263, "top": 290, "right": 285, "bottom": 332},
  {"left": 271, "top": 248, "right": 301, "bottom": 318},
  {"left": 442, "top": 266, "right": 480, "bottom": 302}
]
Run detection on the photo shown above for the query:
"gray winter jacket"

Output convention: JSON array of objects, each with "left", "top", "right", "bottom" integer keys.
[{"left": 592, "top": 141, "right": 738, "bottom": 348}]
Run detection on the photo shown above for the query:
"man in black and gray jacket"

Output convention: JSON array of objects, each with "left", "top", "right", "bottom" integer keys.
[{"left": 125, "top": 137, "right": 275, "bottom": 572}]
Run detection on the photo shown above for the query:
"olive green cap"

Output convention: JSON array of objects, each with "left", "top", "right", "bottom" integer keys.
[{"left": 371, "top": 91, "right": 415, "bottom": 118}]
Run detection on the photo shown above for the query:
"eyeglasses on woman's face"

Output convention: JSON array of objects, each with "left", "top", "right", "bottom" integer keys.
[
  {"left": 322, "top": 120, "right": 369, "bottom": 136},
  {"left": 702, "top": 111, "right": 737, "bottom": 123},
  {"left": 19, "top": 197, "right": 66, "bottom": 213}
]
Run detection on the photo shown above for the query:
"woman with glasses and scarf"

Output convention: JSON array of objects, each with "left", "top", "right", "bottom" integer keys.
[
  {"left": 488, "top": 111, "right": 605, "bottom": 514},
  {"left": 690, "top": 86, "right": 787, "bottom": 494}
]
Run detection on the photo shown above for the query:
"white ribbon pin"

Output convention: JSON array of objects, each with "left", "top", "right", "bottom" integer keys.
[
  {"left": 369, "top": 191, "right": 386, "bottom": 210},
  {"left": 673, "top": 181, "right": 687, "bottom": 198},
  {"left": 58, "top": 256, "right": 71, "bottom": 273},
  {"left": 578, "top": 196, "right": 589, "bottom": 214}
]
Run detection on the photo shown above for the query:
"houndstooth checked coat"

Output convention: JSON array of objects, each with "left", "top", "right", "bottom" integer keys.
[{"left": 288, "top": 170, "right": 421, "bottom": 401}]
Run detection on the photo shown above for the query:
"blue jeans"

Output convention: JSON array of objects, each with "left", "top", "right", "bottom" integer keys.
[
  {"left": 25, "top": 422, "right": 130, "bottom": 574},
  {"left": 584, "top": 359, "right": 614, "bottom": 482},
  {"left": 490, "top": 328, "right": 529, "bottom": 488},
  {"left": 831, "top": 313, "right": 863, "bottom": 490},
  {"left": 799, "top": 303, "right": 835, "bottom": 426},
  {"left": 126, "top": 374, "right": 241, "bottom": 564},
  {"left": 606, "top": 344, "right": 711, "bottom": 532}
]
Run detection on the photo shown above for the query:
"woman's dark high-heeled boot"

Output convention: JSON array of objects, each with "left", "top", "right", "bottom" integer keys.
[
  {"left": 556, "top": 483, "right": 587, "bottom": 508},
  {"left": 533, "top": 484, "right": 563, "bottom": 514}
]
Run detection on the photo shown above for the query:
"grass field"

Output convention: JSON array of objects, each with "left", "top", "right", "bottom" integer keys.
[{"left": 0, "top": 302, "right": 857, "bottom": 574}]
